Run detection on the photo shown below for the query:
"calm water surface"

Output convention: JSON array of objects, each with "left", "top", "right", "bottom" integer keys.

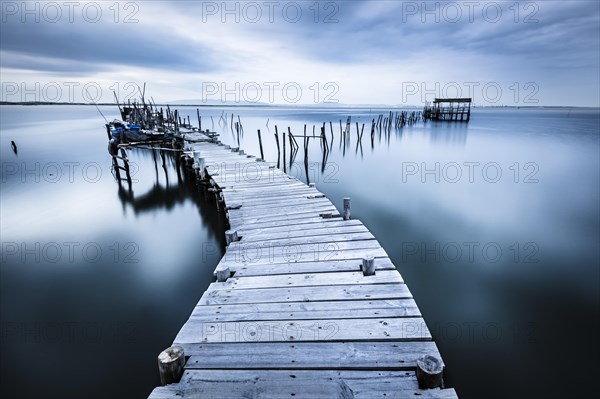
[{"left": 1, "top": 105, "right": 598, "bottom": 398}]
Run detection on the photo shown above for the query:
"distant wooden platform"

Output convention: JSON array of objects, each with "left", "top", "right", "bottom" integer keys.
[{"left": 147, "top": 135, "right": 458, "bottom": 398}]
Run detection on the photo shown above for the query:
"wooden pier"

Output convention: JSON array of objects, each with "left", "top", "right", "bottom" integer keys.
[
  {"left": 424, "top": 98, "right": 471, "bottom": 122},
  {"left": 147, "top": 132, "right": 458, "bottom": 398}
]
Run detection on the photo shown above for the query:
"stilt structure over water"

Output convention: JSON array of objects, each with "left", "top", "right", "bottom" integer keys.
[{"left": 423, "top": 98, "right": 471, "bottom": 122}]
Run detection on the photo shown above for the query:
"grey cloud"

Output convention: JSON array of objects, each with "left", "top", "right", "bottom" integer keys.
[{"left": 0, "top": 15, "right": 218, "bottom": 73}]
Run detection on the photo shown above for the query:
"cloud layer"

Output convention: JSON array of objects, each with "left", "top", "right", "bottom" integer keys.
[{"left": 1, "top": 1, "right": 598, "bottom": 106}]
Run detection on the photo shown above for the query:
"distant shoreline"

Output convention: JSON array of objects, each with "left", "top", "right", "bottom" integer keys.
[{"left": 0, "top": 101, "right": 597, "bottom": 109}]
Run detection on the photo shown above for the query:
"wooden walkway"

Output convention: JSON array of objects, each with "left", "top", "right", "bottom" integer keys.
[{"left": 148, "top": 133, "right": 458, "bottom": 398}]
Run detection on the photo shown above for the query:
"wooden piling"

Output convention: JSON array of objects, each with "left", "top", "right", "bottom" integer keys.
[
  {"left": 225, "top": 229, "right": 239, "bottom": 245},
  {"left": 343, "top": 197, "right": 351, "bottom": 220},
  {"left": 283, "top": 131, "right": 287, "bottom": 173},
  {"left": 157, "top": 346, "right": 185, "bottom": 386},
  {"left": 274, "top": 126, "right": 281, "bottom": 167},
  {"left": 216, "top": 265, "right": 231, "bottom": 282},
  {"left": 257, "top": 129, "right": 265, "bottom": 160},
  {"left": 362, "top": 256, "right": 375, "bottom": 276},
  {"left": 303, "top": 124, "right": 307, "bottom": 149},
  {"left": 416, "top": 355, "right": 444, "bottom": 389},
  {"left": 329, "top": 121, "right": 334, "bottom": 139}
]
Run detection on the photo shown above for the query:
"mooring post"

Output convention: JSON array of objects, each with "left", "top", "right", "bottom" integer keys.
[
  {"left": 283, "top": 131, "right": 287, "bottom": 173},
  {"left": 416, "top": 355, "right": 444, "bottom": 389},
  {"left": 216, "top": 265, "right": 231, "bottom": 282},
  {"left": 343, "top": 197, "right": 351, "bottom": 220},
  {"left": 362, "top": 256, "right": 375, "bottom": 276},
  {"left": 225, "top": 229, "right": 239, "bottom": 246},
  {"left": 274, "top": 126, "right": 281, "bottom": 165},
  {"left": 158, "top": 346, "right": 185, "bottom": 386},
  {"left": 257, "top": 129, "right": 265, "bottom": 160}
]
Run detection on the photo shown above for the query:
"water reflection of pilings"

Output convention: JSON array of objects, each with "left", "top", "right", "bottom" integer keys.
[
  {"left": 109, "top": 144, "right": 227, "bottom": 243},
  {"left": 425, "top": 121, "right": 469, "bottom": 145},
  {"left": 112, "top": 145, "right": 184, "bottom": 213}
]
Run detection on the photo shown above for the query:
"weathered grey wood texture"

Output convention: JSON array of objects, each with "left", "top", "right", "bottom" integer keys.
[{"left": 148, "top": 137, "right": 457, "bottom": 398}]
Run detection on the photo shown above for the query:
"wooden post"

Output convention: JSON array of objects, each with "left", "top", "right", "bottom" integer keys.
[
  {"left": 343, "top": 197, "right": 351, "bottom": 220},
  {"left": 303, "top": 124, "right": 307, "bottom": 149},
  {"left": 371, "top": 119, "right": 375, "bottom": 138},
  {"left": 274, "top": 128, "right": 281, "bottom": 168},
  {"left": 197, "top": 109, "right": 201, "bottom": 130},
  {"left": 158, "top": 346, "right": 185, "bottom": 386},
  {"left": 362, "top": 256, "right": 375, "bottom": 276},
  {"left": 212, "top": 188, "right": 221, "bottom": 211},
  {"left": 283, "top": 132, "right": 287, "bottom": 173},
  {"left": 257, "top": 129, "right": 265, "bottom": 160},
  {"left": 416, "top": 355, "right": 444, "bottom": 389},
  {"left": 216, "top": 265, "right": 231, "bottom": 282},
  {"left": 225, "top": 229, "right": 239, "bottom": 245},
  {"left": 288, "top": 127, "right": 298, "bottom": 150}
]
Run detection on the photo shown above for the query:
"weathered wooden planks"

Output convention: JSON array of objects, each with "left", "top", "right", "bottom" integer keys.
[
  {"left": 146, "top": 136, "right": 457, "bottom": 399},
  {"left": 199, "top": 283, "right": 412, "bottom": 305},
  {"left": 236, "top": 219, "right": 368, "bottom": 242},
  {"left": 189, "top": 298, "right": 421, "bottom": 322},
  {"left": 174, "top": 317, "right": 431, "bottom": 344},
  {"left": 214, "top": 270, "right": 403, "bottom": 290},
  {"left": 218, "top": 247, "right": 389, "bottom": 270},
  {"left": 229, "top": 257, "right": 397, "bottom": 277},
  {"left": 183, "top": 341, "right": 441, "bottom": 369},
  {"left": 149, "top": 370, "right": 458, "bottom": 399}
]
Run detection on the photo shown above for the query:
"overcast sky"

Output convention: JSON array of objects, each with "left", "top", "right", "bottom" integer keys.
[{"left": 1, "top": 1, "right": 599, "bottom": 106}]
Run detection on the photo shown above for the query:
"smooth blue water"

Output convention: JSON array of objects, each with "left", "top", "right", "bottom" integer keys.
[{"left": 1, "top": 105, "right": 598, "bottom": 398}]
